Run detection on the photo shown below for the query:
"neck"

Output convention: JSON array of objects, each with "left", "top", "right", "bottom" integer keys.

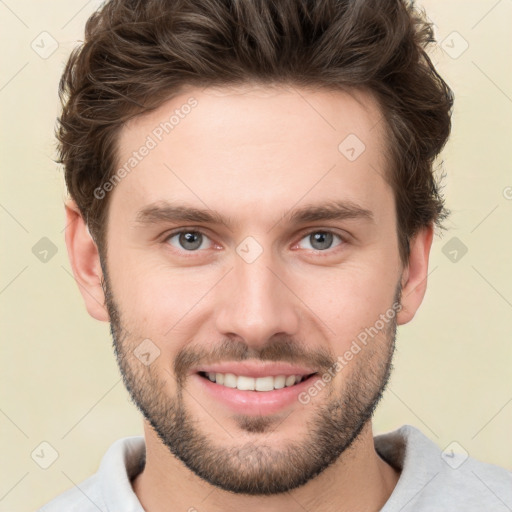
[{"left": 131, "top": 421, "right": 400, "bottom": 512}]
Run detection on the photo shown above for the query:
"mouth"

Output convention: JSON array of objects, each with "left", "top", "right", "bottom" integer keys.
[
  {"left": 193, "top": 367, "right": 322, "bottom": 415},
  {"left": 197, "top": 371, "right": 319, "bottom": 391},
  {"left": 191, "top": 361, "right": 322, "bottom": 415}
]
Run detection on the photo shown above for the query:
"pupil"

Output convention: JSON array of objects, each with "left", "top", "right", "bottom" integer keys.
[
  {"left": 180, "top": 232, "right": 202, "bottom": 250},
  {"left": 311, "top": 232, "right": 332, "bottom": 250}
]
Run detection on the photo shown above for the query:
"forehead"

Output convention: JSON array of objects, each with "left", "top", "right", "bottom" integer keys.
[{"left": 111, "top": 84, "right": 392, "bottom": 230}]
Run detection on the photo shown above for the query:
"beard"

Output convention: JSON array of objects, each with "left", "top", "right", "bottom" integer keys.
[{"left": 101, "top": 261, "right": 400, "bottom": 496}]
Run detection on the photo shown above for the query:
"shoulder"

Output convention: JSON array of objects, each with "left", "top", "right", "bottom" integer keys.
[
  {"left": 376, "top": 424, "right": 512, "bottom": 510},
  {"left": 36, "top": 436, "right": 146, "bottom": 512},
  {"left": 434, "top": 455, "right": 512, "bottom": 505},
  {"left": 36, "top": 474, "right": 103, "bottom": 512}
]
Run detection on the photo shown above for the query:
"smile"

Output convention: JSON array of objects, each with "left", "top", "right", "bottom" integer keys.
[{"left": 198, "top": 371, "right": 317, "bottom": 392}]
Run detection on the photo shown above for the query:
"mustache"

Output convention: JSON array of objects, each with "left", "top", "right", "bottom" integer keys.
[{"left": 174, "top": 337, "right": 336, "bottom": 386}]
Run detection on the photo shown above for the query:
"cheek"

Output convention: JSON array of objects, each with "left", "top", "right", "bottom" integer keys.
[
  {"left": 293, "top": 259, "right": 399, "bottom": 347},
  {"left": 109, "top": 257, "right": 217, "bottom": 335}
]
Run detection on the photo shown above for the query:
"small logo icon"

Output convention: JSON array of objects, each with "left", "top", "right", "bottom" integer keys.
[
  {"left": 442, "top": 237, "right": 468, "bottom": 263},
  {"left": 31, "top": 31, "right": 59, "bottom": 59},
  {"left": 441, "top": 441, "right": 469, "bottom": 469},
  {"left": 32, "top": 237, "right": 58, "bottom": 263},
  {"left": 338, "top": 134, "right": 366, "bottom": 162},
  {"left": 133, "top": 338, "right": 160, "bottom": 366},
  {"left": 31, "top": 441, "right": 59, "bottom": 469},
  {"left": 441, "top": 31, "right": 469, "bottom": 59},
  {"left": 236, "top": 236, "right": 263, "bottom": 263}
]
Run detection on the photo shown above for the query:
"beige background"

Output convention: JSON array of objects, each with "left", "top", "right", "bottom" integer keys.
[{"left": 1, "top": 1, "right": 511, "bottom": 510}]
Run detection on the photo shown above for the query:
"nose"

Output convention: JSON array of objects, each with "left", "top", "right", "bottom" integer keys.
[{"left": 214, "top": 250, "right": 300, "bottom": 349}]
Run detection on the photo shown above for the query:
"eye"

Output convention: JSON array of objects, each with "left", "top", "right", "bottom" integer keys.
[
  {"left": 163, "top": 229, "right": 345, "bottom": 255},
  {"left": 296, "top": 230, "right": 344, "bottom": 251},
  {"left": 164, "top": 230, "right": 213, "bottom": 252}
]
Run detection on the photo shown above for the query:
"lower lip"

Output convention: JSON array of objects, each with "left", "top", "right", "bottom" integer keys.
[{"left": 193, "top": 373, "right": 320, "bottom": 416}]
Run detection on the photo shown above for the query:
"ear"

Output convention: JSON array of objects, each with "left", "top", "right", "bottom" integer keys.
[
  {"left": 64, "top": 199, "right": 109, "bottom": 322},
  {"left": 396, "top": 224, "right": 434, "bottom": 325}
]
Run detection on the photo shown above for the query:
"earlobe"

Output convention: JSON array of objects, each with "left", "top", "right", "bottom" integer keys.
[
  {"left": 396, "top": 224, "right": 434, "bottom": 325},
  {"left": 64, "top": 199, "right": 110, "bottom": 322}
]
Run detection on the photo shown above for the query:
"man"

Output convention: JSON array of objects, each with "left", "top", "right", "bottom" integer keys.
[{"left": 39, "top": 0, "right": 512, "bottom": 510}]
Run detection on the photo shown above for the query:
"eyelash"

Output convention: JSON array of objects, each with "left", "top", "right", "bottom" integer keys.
[{"left": 162, "top": 228, "right": 347, "bottom": 257}]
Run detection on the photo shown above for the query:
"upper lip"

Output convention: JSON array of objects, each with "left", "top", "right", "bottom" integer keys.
[{"left": 192, "top": 361, "right": 318, "bottom": 378}]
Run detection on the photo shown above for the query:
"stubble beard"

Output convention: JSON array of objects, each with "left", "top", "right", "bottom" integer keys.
[{"left": 101, "top": 263, "right": 399, "bottom": 495}]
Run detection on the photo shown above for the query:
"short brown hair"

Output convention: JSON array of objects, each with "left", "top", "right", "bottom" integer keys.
[{"left": 57, "top": 0, "right": 453, "bottom": 265}]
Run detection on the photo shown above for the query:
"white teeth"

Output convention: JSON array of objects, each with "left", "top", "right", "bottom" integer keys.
[
  {"left": 223, "top": 373, "right": 237, "bottom": 388},
  {"left": 255, "top": 376, "right": 274, "bottom": 391},
  {"left": 273, "top": 375, "right": 286, "bottom": 389},
  {"left": 237, "top": 375, "right": 255, "bottom": 390},
  {"left": 285, "top": 375, "right": 296, "bottom": 387},
  {"left": 203, "top": 372, "right": 309, "bottom": 391}
]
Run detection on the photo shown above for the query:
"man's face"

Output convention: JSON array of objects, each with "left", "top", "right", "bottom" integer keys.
[{"left": 101, "top": 85, "right": 405, "bottom": 494}]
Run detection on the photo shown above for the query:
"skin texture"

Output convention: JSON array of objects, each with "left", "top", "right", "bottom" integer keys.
[{"left": 65, "top": 84, "right": 433, "bottom": 512}]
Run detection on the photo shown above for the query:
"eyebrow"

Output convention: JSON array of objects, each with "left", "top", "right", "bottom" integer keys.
[{"left": 134, "top": 199, "right": 374, "bottom": 230}]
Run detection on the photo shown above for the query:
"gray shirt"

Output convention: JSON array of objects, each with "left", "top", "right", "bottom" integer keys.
[{"left": 37, "top": 424, "right": 512, "bottom": 511}]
